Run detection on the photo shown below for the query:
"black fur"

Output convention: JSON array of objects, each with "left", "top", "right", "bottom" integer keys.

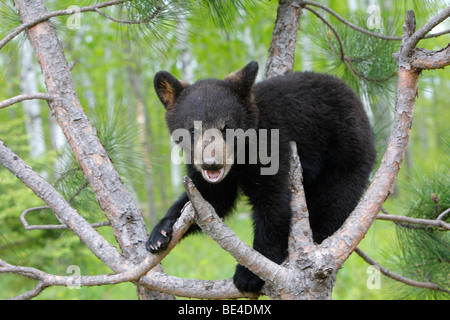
[{"left": 147, "top": 61, "right": 376, "bottom": 294}]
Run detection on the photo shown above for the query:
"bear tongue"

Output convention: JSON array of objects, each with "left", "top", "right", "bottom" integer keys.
[{"left": 204, "top": 167, "right": 225, "bottom": 183}]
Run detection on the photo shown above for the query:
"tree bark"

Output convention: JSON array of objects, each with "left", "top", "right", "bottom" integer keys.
[
  {"left": 321, "top": 10, "right": 422, "bottom": 272},
  {"left": 15, "top": 0, "right": 144, "bottom": 262},
  {"left": 410, "top": 45, "right": 450, "bottom": 70},
  {"left": 264, "top": 0, "right": 303, "bottom": 78},
  {"left": 0, "top": 140, "right": 126, "bottom": 268}
]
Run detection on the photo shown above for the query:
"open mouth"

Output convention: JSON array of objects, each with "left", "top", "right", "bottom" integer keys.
[{"left": 202, "top": 167, "right": 225, "bottom": 183}]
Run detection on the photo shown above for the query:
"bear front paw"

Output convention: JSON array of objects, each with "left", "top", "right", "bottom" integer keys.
[
  {"left": 233, "top": 264, "right": 265, "bottom": 294},
  {"left": 146, "top": 218, "right": 175, "bottom": 253}
]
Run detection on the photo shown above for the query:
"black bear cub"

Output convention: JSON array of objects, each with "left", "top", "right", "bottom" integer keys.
[{"left": 147, "top": 61, "right": 376, "bottom": 294}]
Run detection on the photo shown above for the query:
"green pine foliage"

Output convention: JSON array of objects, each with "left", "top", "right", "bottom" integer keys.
[
  {"left": 53, "top": 107, "right": 146, "bottom": 219},
  {"left": 0, "top": 1, "right": 21, "bottom": 35},
  {"left": 390, "top": 142, "right": 449, "bottom": 299},
  {"left": 395, "top": 226, "right": 449, "bottom": 299},
  {"left": 305, "top": 13, "right": 398, "bottom": 91},
  {"left": 199, "top": 0, "right": 263, "bottom": 30}
]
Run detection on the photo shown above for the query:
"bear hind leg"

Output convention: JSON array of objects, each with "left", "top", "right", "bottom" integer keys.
[{"left": 234, "top": 187, "right": 292, "bottom": 293}]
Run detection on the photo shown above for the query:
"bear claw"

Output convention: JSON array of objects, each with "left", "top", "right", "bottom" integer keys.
[{"left": 146, "top": 218, "right": 175, "bottom": 254}]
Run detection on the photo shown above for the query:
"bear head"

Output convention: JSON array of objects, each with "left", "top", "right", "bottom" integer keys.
[{"left": 153, "top": 61, "right": 260, "bottom": 183}]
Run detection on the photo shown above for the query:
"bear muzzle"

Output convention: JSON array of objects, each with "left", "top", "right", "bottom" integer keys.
[
  {"left": 200, "top": 157, "right": 226, "bottom": 183},
  {"left": 202, "top": 167, "right": 225, "bottom": 183}
]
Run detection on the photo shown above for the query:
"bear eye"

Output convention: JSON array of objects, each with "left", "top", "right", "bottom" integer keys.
[
  {"left": 189, "top": 128, "right": 195, "bottom": 135},
  {"left": 222, "top": 124, "right": 231, "bottom": 134}
]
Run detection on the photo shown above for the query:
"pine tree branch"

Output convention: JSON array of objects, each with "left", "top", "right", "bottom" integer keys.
[
  {"left": 0, "top": 93, "right": 54, "bottom": 110},
  {"left": 15, "top": 0, "right": 151, "bottom": 271},
  {"left": 437, "top": 207, "right": 450, "bottom": 221},
  {"left": 183, "top": 177, "right": 288, "bottom": 288},
  {"left": 395, "top": 8, "right": 450, "bottom": 69},
  {"left": 303, "top": 6, "right": 396, "bottom": 83},
  {"left": 10, "top": 281, "right": 47, "bottom": 300},
  {"left": 323, "top": 10, "right": 422, "bottom": 271},
  {"left": 140, "top": 271, "right": 250, "bottom": 299},
  {"left": 3, "top": 1, "right": 447, "bottom": 300},
  {"left": 1, "top": 255, "right": 165, "bottom": 300},
  {"left": 139, "top": 146, "right": 317, "bottom": 300},
  {"left": 303, "top": 6, "right": 344, "bottom": 59},
  {"left": 410, "top": 44, "right": 450, "bottom": 71},
  {"left": 10, "top": 0, "right": 176, "bottom": 299},
  {"left": 377, "top": 212, "right": 450, "bottom": 230},
  {"left": 143, "top": 143, "right": 334, "bottom": 300},
  {"left": 137, "top": 144, "right": 313, "bottom": 300},
  {"left": 302, "top": 0, "right": 400, "bottom": 40},
  {"left": 1, "top": 259, "right": 138, "bottom": 294},
  {"left": 264, "top": 0, "right": 303, "bottom": 78},
  {"left": 94, "top": 5, "right": 164, "bottom": 25},
  {"left": 20, "top": 206, "right": 111, "bottom": 230},
  {"left": 287, "top": 142, "right": 316, "bottom": 263},
  {"left": 402, "top": 5, "right": 450, "bottom": 58},
  {"left": 0, "top": 193, "right": 195, "bottom": 300},
  {"left": 1, "top": 1, "right": 127, "bottom": 51},
  {"left": 136, "top": 202, "right": 258, "bottom": 299},
  {"left": 0, "top": 139, "right": 128, "bottom": 270},
  {"left": 355, "top": 247, "right": 450, "bottom": 294},
  {"left": 302, "top": 1, "right": 450, "bottom": 41}
]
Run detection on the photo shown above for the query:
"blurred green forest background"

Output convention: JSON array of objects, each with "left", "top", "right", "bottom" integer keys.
[{"left": 0, "top": 0, "right": 448, "bottom": 299}]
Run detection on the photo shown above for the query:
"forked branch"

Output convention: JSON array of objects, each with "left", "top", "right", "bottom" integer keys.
[
  {"left": 319, "top": 9, "right": 449, "bottom": 271},
  {"left": 139, "top": 142, "right": 314, "bottom": 300},
  {"left": 0, "top": 139, "right": 126, "bottom": 270},
  {"left": 0, "top": 177, "right": 195, "bottom": 299}
]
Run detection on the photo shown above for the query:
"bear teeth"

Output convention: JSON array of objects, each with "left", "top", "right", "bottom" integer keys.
[{"left": 203, "top": 167, "right": 225, "bottom": 183}]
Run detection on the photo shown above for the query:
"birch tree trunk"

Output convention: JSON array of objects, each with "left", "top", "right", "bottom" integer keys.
[
  {"left": 126, "top": 44, "right": 157, "bottom": 226},
  {"left": 20, "top": 39, "right": 46, "bottom": 160},
  {"left": 171, "top": 14, "right": 194, "bottom": 194}
]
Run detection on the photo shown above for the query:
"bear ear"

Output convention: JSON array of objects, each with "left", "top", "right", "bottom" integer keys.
[
  {"left": 153, "top": 71, "right": 189, "bottom": 110},
  {"left": 224, "top": 61, "right": 259, "bottom": 99}
]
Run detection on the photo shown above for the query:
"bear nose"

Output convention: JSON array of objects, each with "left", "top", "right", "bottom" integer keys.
[{"left": 201, "top": 157, "right": 223, "bottom": 171}]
